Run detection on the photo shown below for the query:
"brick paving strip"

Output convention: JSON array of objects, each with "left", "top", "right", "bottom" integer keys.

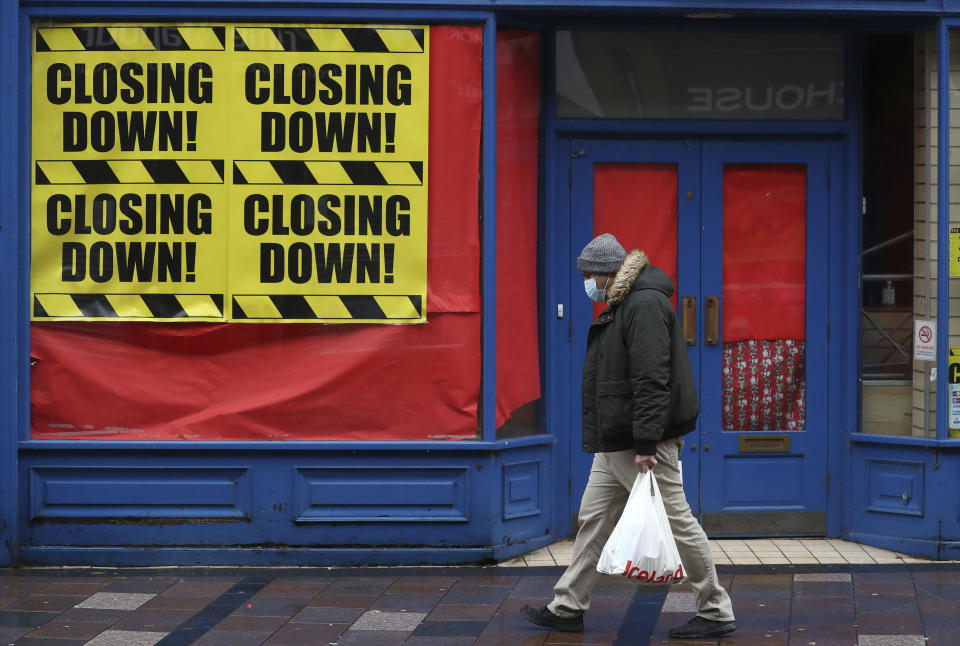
[
  {"left": 2, "top": 563, "right": 960, "bottom": 645},
  {"left": 152, "top": 578, "right": 271, "bottom": 646}
]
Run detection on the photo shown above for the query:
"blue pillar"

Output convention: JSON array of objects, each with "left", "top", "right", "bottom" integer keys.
[
  {"left": 481, "top": 16, "right": 497, "bottom": 440},
  {"left": 938, "top": 21, "right": 950, "bottom": 441},
  {"left": 0, "top": 1, "right": 21, "bottom": 567}
]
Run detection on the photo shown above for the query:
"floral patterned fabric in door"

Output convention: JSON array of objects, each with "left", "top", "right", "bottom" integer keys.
[{"left": 722, "top": 339, "right": 805, "bottom": 431}]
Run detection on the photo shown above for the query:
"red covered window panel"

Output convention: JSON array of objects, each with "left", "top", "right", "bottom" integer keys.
[{"left": 593, "top": 162, "right": 679, "bottom": 319}]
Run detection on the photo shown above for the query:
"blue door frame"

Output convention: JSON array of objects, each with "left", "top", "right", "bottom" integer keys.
[
  {"left": 560, "top": 138, "right": 844, "bottom": 535},
  {"left": 698, "top": 140, "right": 832, "bottom": 534}
]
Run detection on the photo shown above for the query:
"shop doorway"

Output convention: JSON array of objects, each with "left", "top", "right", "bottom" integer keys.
[{"left": 567, "top": 138, "right": 834, "bottom": 535}]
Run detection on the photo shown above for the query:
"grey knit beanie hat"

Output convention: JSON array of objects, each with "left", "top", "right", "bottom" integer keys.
[{"left": 577, "top": 233, "right": 626, "bottom": 274}]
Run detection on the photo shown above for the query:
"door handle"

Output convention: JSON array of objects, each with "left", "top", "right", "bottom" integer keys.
[
  {"left": 704, "top": 295, "right": 720, "bottom": 346},
  {"left": 681, "top": 297, "right": 696, "bottom": 346}
]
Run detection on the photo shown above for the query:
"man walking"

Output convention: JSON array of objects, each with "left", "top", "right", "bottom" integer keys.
[{"left": 521, "top": 233, "right": 736, "bottom": 640}]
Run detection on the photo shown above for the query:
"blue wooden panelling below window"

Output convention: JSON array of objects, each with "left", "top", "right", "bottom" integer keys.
[
  {"left": 846, "top": 443, "right": 960, "bottom": 560},
  {"left": 29, "top": 466, "right": 252, "bottom": 520},
  {"left": 502, "top": 460, "right": 542, "bottom": 520},
  {"left": 864, "top": 459, "right": 925, "bottom": 517},
  {"left": 293, "top": 466, "right": 471, "bottom": 523},
  {"left": 18, "top": 442, "right": 553, "bottom": 564}
]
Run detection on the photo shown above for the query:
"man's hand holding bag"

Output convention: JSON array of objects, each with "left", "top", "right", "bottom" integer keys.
[{"left": 596, "top": 471, "right": 686, "bottom": 585}]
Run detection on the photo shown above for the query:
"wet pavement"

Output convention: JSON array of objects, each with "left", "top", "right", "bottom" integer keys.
[{"left": 2, "top": 561, "right": 960, "bottom": 645}]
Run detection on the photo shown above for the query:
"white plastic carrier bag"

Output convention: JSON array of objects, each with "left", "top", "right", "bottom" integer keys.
[{"left": 596, "top": 470, "right": 686, "bottom": 584}]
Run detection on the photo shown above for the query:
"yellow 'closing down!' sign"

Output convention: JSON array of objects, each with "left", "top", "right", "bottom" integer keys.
[{"left": 31, "top": 23, "right": 428, "bottom": 323}]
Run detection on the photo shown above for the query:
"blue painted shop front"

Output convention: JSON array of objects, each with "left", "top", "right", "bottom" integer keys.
[{"left": 4, "top": 1, "right": 960, "bottom": 567}]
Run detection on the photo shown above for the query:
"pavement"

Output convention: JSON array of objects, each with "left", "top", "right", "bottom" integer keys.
[
  {"left": 0, "top": 538, "right": 958, "bottom": 646},
  {"left": 506, "top": 538, "right": 948, "bottom": 568}
]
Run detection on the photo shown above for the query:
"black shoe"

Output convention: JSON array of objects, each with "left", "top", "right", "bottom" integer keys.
[
  {"left": 520, "top": 604, "right": 584, "bottom": 632},
  {"left": 669, "top": 616, "right": 737, "bottom": 639}
]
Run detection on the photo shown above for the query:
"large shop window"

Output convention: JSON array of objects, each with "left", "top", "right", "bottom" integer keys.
[
  {"left": 29, "top": 25, "right": 490, "bottom": 441},
  {"left": 859, "top": 33, "right": 922, "bottom": 437},
  {"left": 556, "top": 31, "right": 844, "bottom": 120}
]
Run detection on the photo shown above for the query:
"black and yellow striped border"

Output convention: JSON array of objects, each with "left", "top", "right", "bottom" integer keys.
[
  {"left": 35, "top": 160, "right": 225, "bottom": 185},
  {"left": 232, "top": 160, "right": 422, "bottom": 186},
  {"left": 34, "top": 25, "right": 423, "bottom": 53},
  {"left": 35, "top": 26, "right": 227, "bottom": 52},
  {"left": 234, "top": 27, "right": 424, "bottom": 53},
  {"left": 232, "top": 294, "right": 423, "bottom": 320},
  {"left": 33, "top": 293, "right": 225, "bottom": 319}
]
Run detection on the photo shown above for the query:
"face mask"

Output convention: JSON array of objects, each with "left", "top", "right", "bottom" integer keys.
[{"left": 584, "top": 278, "right": 607, "bottom": 302}]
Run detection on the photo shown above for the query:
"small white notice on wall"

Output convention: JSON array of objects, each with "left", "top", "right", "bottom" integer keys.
[
  {"left": 951, "top": 385, "right": 960, "bottom": 430},
  {"left": 949, "top": 349, "right": 960, "bottom": 437},
  {"left": 914, "top": 320, "right": 937, "bottom": 361}
]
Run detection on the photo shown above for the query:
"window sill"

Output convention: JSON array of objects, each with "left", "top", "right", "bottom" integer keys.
[
  {"left": 18, "top": 435, "right": 558, "bottom": 452},
  {"left": 851, "top": 433, "right": 947, "bottom": 447}
]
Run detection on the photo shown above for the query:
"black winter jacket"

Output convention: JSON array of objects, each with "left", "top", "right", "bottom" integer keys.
[{"left": 581, "top": 250, "right": 699, "bottom": 456}]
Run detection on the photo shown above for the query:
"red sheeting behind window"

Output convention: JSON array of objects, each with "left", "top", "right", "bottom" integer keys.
[
  {"left": 593, "top": 163, "right": 679, "bottom": 318},
  {"left": 722, "top": 164, "right": 806, "bottom": 343},
  {"left": 30, "top": 26, "right": 484, "bottom": 441},
  {"left": 494, "top": 31, "right": 542, "bottom": 428}
]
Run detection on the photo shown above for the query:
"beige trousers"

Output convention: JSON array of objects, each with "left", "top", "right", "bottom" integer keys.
[{"left": 548, "top": 439, "right": 734, "bottom": 621}]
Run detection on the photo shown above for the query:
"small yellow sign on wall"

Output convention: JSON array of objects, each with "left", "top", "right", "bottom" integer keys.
[
  {"left": 952, "top": 228, "right": 960, "bottom": 278},
  {"left": 950, "top": 347, "right": 960, "bottom": 437}
]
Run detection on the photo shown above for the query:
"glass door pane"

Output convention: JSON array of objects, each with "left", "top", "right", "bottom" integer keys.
[
  {"left": 593, "top": 162, "right": 679, "bottom": 314},
  {"left": 721, "top": 164, "right": 807, "bottom": 432}
]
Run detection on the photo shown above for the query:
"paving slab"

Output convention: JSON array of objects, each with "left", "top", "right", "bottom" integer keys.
[
  {"left": 76, "top": 591, "right": 156, "bottom": 610},
  {"left": 84, "top": 629, "right": 168, "bottom": 646},
  {"left": 350, "top": 609, "right": 427, "bottom": 631}
]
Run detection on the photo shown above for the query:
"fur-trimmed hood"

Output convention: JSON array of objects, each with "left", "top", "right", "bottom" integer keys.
[{"left": 605, "top": 249, "right": 674, "bottom": 306}]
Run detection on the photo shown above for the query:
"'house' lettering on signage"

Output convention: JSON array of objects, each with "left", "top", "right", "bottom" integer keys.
[{"left": 687, "top": 83, "right": 844, "bottom": 114}]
